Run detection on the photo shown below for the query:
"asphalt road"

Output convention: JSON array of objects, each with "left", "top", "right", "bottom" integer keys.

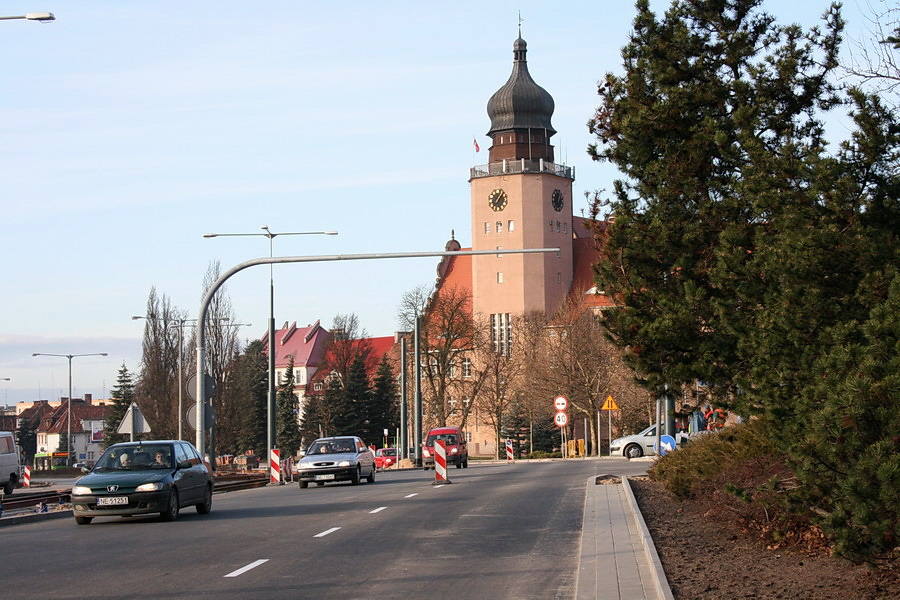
[{"left": 7, "top": 459, "right": 648, "bottom": 600}]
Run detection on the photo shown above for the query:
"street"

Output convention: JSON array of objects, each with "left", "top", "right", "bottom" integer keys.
[{"left": 6, "top": 459, "right": 648, "bottom": 599}]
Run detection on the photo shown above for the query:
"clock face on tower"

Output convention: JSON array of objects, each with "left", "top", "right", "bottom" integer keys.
[
  {"left": 488, "top": 188, "right": 508, "bottom": 212},
  {"left": 551, "top": 189, "right": 564, "bottom": 212}
]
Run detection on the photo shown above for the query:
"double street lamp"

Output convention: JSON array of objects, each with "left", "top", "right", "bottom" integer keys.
[
  {"left": 32, "top": 352, "right": 108, "bottom": 467},
  {"left": 203, "top": 227, "right": 337, "bottom": 458}
]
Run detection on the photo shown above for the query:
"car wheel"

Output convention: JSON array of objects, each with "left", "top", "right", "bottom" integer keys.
[
  {"left": 624, "top": 444, "right": 643, "bottom": 459},
  {"left": 299, "top": 481, "right": 308, "bottom": 489},
  {"left": 455, "top": 460, "right": 462, "bottom": 469},
  {"left": 161, "top": 489, "right": 180, "bottom": 522},
  {"left": 350, "top": 466, "right": 360, "bottom": 485},
  {"left": 75, "top": 516, "right": 93, "bottom": 525},
  {"left": 317, "top": 482, "right": 325, "bottom": 487},
  {"left": 196, "top": 484, "right": 212, "bottom": 514},
  {"left": 366, "top": 467, "right": 375, "bottom": 484}
]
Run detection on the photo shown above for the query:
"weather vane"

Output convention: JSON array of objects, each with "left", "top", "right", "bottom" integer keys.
[{"left": 518, "top": 10, "right": 524, "bottom": 36}]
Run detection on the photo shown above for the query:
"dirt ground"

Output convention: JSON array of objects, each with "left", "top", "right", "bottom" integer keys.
[{"left": 629, "top": 478, "right": 900, "bottom": 600}]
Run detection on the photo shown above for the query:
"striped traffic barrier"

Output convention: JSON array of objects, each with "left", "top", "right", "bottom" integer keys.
[
  {"left": 506, "top": 439, "right": 514, "bottom": 462},
  {"left": 23, "top": 465, "right": 31, "bottom": 487},
  {"left": 269, "top": 448, "right": 282, "bottom": 484},
  {"left": 433, "top": 440, "right": 451, "bottom": 485}
]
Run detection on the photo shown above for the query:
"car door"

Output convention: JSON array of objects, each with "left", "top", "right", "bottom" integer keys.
[
  {"left": 357, "top": 439, "right": 374, "bottom": 476},
  {"left": 642, "top": 427, "right": 658, "bottom": 455},
  {"left": 175, "top": 442, "right": 202, "bottom": 504}
]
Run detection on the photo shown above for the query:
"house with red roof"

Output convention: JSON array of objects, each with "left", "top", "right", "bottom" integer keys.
[{"left": 34, "top": 395, "right": 109, "bottom": 466}]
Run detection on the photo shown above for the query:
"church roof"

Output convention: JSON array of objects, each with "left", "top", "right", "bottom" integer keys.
[{"left": 486, "top": 36, "right": 556, "bottom": 137}]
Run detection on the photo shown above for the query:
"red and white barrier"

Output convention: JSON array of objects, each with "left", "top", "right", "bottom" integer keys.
[
  {"left": 23, "top": 466, "right": 31, "bottom": 488},
  {"left": 505, "top": 439, "right": 514, "bottom": 462},
  {"left": 269, "top": 448, "right": 281, "bottom": 484},
  {"left": 433, "top": 440, "right": 451, "bottom": 484}
]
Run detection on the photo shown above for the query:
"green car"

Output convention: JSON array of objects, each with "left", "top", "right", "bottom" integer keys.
[{"left": 71, "top": 440, "right": 212, "bottom": 525}]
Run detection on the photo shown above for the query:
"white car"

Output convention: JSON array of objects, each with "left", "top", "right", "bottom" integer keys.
[{"left": 609, "top": 424, "right": 688, "bottom": 458}]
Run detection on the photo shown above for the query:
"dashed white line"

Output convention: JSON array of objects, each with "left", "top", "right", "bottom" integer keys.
[
  {"left": 224, "top": 559, "right": 269, "bottom": 578},
  {"left": 314, "top": 527, "right": 341, "bottom": 538},
  {"left": 369, "top": 506, "right": 387, "bottom": 514},
  {"left": 404, "top": 493, "right": 418, "bottom": 498}
]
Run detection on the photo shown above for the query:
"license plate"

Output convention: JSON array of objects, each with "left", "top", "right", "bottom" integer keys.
[
  {"left": 97, "top": 496, "right": 128, "bottom": 506},
  {"left": 314, "top": 474, "right": 335, "bottom": 481}
]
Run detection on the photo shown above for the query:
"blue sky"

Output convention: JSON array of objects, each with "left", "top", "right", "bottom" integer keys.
[{"left": 0, "top": 1, "right": 868, "bottom": 405}]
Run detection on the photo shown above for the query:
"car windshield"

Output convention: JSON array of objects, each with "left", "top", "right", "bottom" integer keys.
[
  {"left": 95, "top": 445, "right": 172, "bottom": 470},
  {"left": 308, "top": 440, "right": 355, "bottom": 455},
  {"left": 426, "top": 434, "right": 457, "bottom": 446}
]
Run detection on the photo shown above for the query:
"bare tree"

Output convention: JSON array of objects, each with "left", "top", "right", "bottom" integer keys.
[
  {"left": 470, "top": 313, "right": 523, "bottom": 458},
  {"left": 844, "top": 1, "right": 899, "bottom": 102},
  {"left": 416, "top": 285, "right": 483, "bottom": 430},
  {"left": 517, "top": 298, "right": 653, "bottom": 455},
  {"left": 324, "top": 313, "right": 373, "bottom": 383},
  {"left": 135, "top": 287, "right": 183, "bottom": 438}
]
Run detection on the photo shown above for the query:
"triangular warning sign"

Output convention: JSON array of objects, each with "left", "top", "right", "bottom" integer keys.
[{"left": 601, "top": 395, "right": 619, "bottom": 410}]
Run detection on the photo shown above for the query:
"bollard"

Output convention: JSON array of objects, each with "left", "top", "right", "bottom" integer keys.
[
  {"left": 23, "top": 465, "right": 31, "bottom": 488},
  {"left": 506, "top": 439, "right": 514, "bottom": 463},
  {"left": 433, "top": 440, "right": 451, "bottom": 485},
  {"left": 269, "top": 448, "right": 282, "bottom": 485}
]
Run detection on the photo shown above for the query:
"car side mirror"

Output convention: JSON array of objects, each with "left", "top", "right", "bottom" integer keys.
[
  {"left": 177, "top": 460, "right": 193, "bottom": 470},
  {"left": 80, "top": 467, "right": 90, "bottom": 473}
]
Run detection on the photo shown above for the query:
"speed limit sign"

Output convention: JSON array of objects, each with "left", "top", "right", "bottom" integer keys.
[{"left": 554, "top": 411, "right": 568, "bottom": 427}]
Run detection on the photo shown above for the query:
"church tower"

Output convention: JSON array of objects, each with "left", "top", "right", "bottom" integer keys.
[{"left": 469, "top": 35, "right": 575, "bottom": 352}]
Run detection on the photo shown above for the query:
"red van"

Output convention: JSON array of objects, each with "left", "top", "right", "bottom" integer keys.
[{"left": 422, "top": 426, "right": 468, "bottom": 469}]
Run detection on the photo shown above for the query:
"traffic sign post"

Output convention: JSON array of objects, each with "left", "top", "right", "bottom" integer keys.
[{"left": 601, "top": 395, "right": 619, "bottom": 456}]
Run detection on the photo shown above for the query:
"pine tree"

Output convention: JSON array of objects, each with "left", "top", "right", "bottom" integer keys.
[
  {"left": 369, "top": 355, "right": 399, "bottom": 446},
  {"left": 334, "top": 356, "right": 371, "bottom": 442},
  {"left": 233, "top": 340, "right": 267, "bottom": 455},
  {"left": 104, "top": 363, "right": 135, "bottom": 447},
  {"left": 275, "top": 355, "right": 301, "bottom": 459}
]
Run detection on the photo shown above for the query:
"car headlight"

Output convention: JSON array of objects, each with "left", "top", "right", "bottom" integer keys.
[
  {"left": 450, "top": 447, "right": 458, "bottom": 454},
  {"left": 423, "top": 449, "right": 431, "bottom": 457},
  {"left": 337, "top": 460, "right": 351, "bottom": 467},
  {"left": 135, "top": 481, "right": 164, "bottom": 492},
  {"left": 72, "top": 485, "right": 91, "bottom": 495}
]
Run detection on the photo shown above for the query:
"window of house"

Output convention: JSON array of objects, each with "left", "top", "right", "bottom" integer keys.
[
  {"left": 496, "top": 221, "right": 502, "bottom": 233},
  {"left": 508, "top": 220, "right": 515, "bottom": 232},
  {"left": 449, "top": 360, "right": 457, "bottom": 378},
  {"left": 497, "top": 272, "right": 503, "bottom": 284},
  {"left": 462, "top": 358, "right": 472, "bottom": 378},
  {"left": 313, "top": 382, "right": 323, "bottom": 391},
  {"left": 484, "top": 222, "right": 490, "bottom": 234},
  {"left": 496, "top": 245, "right": 502, "bottom": 258},
  {"left": 563, "top": 222, "right": 567, "bottom": 234},
  {"left": 556, "top": 221, "right": 561, "bottom": 232},
  {"left": 557, "top": 272, "right": 562, "bottom": 283},
  {"left": 549, "top": 220, "right": 554, "bottom": 232}
]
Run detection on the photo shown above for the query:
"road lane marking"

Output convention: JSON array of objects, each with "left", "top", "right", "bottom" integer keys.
[
  {"left": 369, "top": 506, "right": 387, "bottom": 514},
  {"left": 224, "top": 559, "right": 269, "bottom": 578},
  {"left": 404, "top": 493, "right": 418, "bottom": 498},
  {"left": 314, "top": 527, "right": 341, "bottom": 538}
]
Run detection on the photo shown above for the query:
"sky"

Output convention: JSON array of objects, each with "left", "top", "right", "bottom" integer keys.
[{"left": 0, "top": 1, "right": 873, "bottom": 406}]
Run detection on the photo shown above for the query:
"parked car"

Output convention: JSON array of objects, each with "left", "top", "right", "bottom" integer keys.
[
  {"left": 609, "top": 425, "right": 688, "bottom": 459},
  {"left": 422, "top": 426, "right": 468, "bottom": 469},
  {"left": 297, "top": 436, "right": 376, "bottom": 488},
  {"left": 70, "top": 440, "right": 213, "bottom": 525},
  {"left": 374, "top": 447, "right": 398, "bottom": 470}
]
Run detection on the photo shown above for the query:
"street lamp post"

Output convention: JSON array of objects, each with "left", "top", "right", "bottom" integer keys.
[
  {"left": 0, "top": 12, "right": 55, "bottom": 21},
  {"left": 203, "top": 227, "right": 337, "bottom": 459},
  {"left": 132, "top": 315, "right": 250, "bottom": 440},
  {"left": 32, "top": 352, "right": 108, "bottom": 467}
]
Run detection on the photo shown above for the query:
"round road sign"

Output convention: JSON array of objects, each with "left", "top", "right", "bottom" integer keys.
[
  {"left": 554, "top": 395, "right": 568, "bottom": 411},
  {"left": 554, "top": 411, "right": 568, "bottom": 427}
]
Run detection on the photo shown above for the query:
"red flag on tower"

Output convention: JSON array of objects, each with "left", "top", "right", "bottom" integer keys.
[{"left": 473, "top": 137, "right": 480, "bottom": 152}]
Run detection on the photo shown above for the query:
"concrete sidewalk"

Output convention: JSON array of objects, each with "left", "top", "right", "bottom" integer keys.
[{"left": 576, "top": 475, "right": 674, "bottom": 600}]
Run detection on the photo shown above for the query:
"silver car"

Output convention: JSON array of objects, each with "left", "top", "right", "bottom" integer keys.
[
  {"left": 297, "top": 436, "right": 376, "bottom": 488},
  {"left": 609, "top": 424, "right": 688, "bottom": 459}
]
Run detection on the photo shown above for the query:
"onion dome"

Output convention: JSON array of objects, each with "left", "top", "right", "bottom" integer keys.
[{"left": 486, "top": 36, "right": 556, "bottom": 137}]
